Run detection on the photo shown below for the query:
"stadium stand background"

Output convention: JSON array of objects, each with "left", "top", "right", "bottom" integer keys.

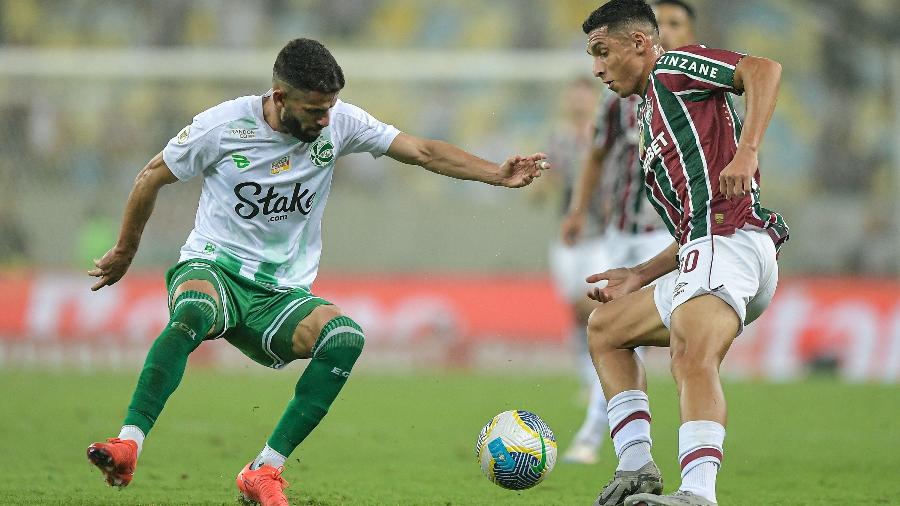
[
  {"left": 0, "top": 0, "right": 897, "bottom": 274},
  {"left": 0, "top": 1, "right": 898, "bottom": 380}
]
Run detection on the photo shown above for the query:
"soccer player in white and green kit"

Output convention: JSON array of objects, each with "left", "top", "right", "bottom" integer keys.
[{"left": 86, "top": 38, "right": 548, "bottom": 506}]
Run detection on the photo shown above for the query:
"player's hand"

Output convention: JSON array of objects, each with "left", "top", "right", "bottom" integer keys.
[
  {"left": 560, "top": 212, "right": 586, "bottom": 247},
  {"left": 498, "top": 153, "right": 550, "bottom": 188},
  {"left": 88, "top": 245, "right": 135, "bottom": 291},
  {"left": 719, "top": 146, "right": 757, "bottom": 200},
  {"left": 585, "top": 267, "right": 642, "bottom": 303}
]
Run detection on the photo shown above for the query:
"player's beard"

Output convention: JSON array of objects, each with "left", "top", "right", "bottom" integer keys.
[{"left": 280, "top": 109, "right": 322, "bottom": 143}]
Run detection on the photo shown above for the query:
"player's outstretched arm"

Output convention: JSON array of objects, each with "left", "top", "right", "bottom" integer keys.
[
  {"left": 385, "top": 132, "right": 549, "bottom": 188},
  {"left": 585, "top": 241, "right": 679, "bottom": 302},
  {"left": 560, "top": 144, "right": 609, "bottom": 246},
  {"left": 88, "top": 151, "right": 179, "bottom": 291},
  {"left": 719, "top": 56, "right": 782, "bottom": 200}
]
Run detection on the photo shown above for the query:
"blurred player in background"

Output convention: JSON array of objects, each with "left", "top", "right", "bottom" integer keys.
[
  {"left": 580, "top": 0, "right": 788, "bottom": 504},
  {"left": 654, "top": 0, "right": 697, "bottom": 52},
  {"left": 85, "top": 38, "right": 547, "bottom": 506},
  {"left": 538, "top": 75, "right": 600, "bottom": 454},
  {"left": 558, "top": 0, "right": 698, "bottom": 465}
]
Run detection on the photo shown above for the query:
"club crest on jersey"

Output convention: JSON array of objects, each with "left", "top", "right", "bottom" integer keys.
[
  {"left": 271, "top": 155, "right": 290, "bottom": 175},
  {"left": 643, "top": 101, "right": 653, "bottom": 125},
  {"left": 309, "top": 137, "right": 335, "bottom": 168}
]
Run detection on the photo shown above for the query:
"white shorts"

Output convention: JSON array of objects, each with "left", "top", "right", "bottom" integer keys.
[
  {"left": 654, "top": 228, "right": 779, "bottom": 335},
  {"left": 550, "top": 228, "right": 672, "bottom": 302}
]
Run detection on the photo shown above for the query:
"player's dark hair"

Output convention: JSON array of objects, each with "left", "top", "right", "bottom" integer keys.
[
  {"left": 655, "top": 0, "right": 696, "bottom": 20},
  {"left": 273, "top": 38, "right": 345, "bottom": 93},
  {"left": 582, "top": 0, "right": 659, "bottom": 35}
]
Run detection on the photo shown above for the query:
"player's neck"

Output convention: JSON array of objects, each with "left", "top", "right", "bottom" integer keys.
[
  {"left": 638, "top": 45, "right": 667, "bottom": 96},
  {"left": 262, "top": 95, "right": 282, "bottom": 133}
]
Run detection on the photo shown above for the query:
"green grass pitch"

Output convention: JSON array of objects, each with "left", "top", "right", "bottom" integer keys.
[{"left": 1, "top": 368, "right": 897, "bottom": 505}]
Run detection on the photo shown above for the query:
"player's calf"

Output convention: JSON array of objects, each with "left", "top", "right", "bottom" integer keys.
[
  {"left": 668, "top": 294, "right": 737, "bottom": 423},
  {"left": 122, "top": 290, "right": 218, "bottom": 435},
  {"left": 249, "top": 314, "right": 365, "bottom": 471},
  {"left": 666, "top": 295, "right": 736, "bottom": 504},
  {"left": 87, "top": 289, "right": 219, "bottom": 488}
]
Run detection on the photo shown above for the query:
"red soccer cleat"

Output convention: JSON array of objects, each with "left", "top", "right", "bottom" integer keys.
[
  {"left": 86, "top": 438, "right": 138, "bottom": 487},
  {"left": 236, "top": 462, "right": 290, "bottom": 506}
]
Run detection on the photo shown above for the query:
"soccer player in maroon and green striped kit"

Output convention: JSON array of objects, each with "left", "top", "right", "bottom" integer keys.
[{"left": 578, "top": 1, "right": 789, "bottom": 505}]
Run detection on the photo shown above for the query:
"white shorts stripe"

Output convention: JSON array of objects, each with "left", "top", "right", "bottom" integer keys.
[{"left": 261, "top": 295, "right": 321, "bottom": 368}]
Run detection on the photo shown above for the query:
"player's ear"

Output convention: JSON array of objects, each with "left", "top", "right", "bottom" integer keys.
[
  {"left": 633, "top": 31, "right": 648, "bottom": 53},
  {"left": 271, "top": 88, "right": 286, "bottom": 108}
]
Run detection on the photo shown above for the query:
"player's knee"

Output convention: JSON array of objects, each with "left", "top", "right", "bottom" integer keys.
[
  {"left": 312, "top": 315, "right": 365, "bottom": 367},
  {"left": 669, "top": 340, "right": 720, "bottom": 380},
  {"left": 669, "top": 318, "right": 732, "bottom": 376},
  {"left": 167, "top": 290, "right": 219, "bottom": 342},
  {"left": 573, "top": 297, "right": 596, "bottom": 325},
  {"left": 292, "top": 305, "right": 344, "bottom": 358},
  {"left": 171, "top": 281, "right": 221, "bottom": 338},
  {"left": 172, "top": 279, "right": 220, "bottom": 306},
  {"left": 586, "top": 305, "right": 620, "bottom": 355}
]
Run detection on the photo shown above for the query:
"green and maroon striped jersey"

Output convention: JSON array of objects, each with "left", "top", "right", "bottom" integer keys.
[
  {"left": 593, "top": 93, "right": 663, "bottom": 235},
  {"left": 638, "top": 45, "right": 789, "bottom": 248}
]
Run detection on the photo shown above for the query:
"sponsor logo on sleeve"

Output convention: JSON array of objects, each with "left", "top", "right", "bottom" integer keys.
[{"left": 177, "top": 126, "right": 190, "bottom": 144}]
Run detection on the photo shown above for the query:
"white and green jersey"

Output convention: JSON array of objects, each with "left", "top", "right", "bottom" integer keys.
[{"left": 163, "top": 92, "right": 400, "bottom": 288}]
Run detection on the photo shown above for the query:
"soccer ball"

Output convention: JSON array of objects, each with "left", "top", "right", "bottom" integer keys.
[{"left": 475, "top": 410, "right": 557, "bottom": 490}]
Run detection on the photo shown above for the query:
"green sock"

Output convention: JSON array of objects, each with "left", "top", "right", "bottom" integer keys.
[
  {"left": 122, "top": 291, "right": 217, "bottom": 435},
  {"left": 266, "top": 316, "right": 365, "bottom": 457}
]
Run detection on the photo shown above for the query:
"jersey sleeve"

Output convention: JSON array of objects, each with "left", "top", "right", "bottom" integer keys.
[
  {"left": 162, "top": 116, "right": 223, "bottom": 181},
  {"left": 330, "top": 101, "right": 401, "bottom": 158},
  {"left": 592, "top": 93, "right": 623, "bottom": 150},
  {"left": 653, "top": 45, "right": 746, "bottom": 96}
]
